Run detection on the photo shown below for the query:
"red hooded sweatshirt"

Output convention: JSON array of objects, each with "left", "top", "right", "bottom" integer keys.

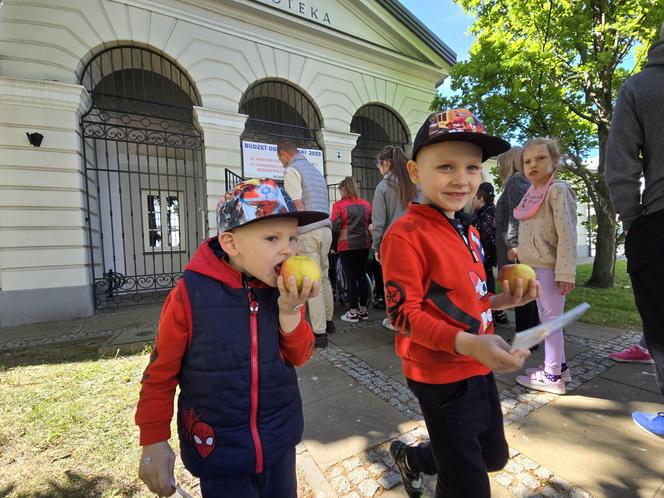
[{"left": 135, "top": 238, "right": 314, "bottom": 446}]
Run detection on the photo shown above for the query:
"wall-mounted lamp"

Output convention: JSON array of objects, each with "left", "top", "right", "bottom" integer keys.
[{"left": 26, "top": 132, "right": 44, "bottom": 147}]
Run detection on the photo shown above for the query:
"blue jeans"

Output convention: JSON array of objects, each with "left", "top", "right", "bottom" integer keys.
[
  {"left": 199, "top": 447, "right": 296, "bottom": 498},
  {"left": 405, "top": 373, "right": 508, "bottom": 498}
]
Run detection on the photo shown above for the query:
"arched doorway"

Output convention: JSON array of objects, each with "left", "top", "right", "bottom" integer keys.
[
  {"left": 350, "top": 104, "right": 409, "bottom": 202},
  {"left": 238, "top": 80, "right": 324, "bottom": 182},
  {"left": 80, "top": 45, "right": 206, "bottom": 309}
]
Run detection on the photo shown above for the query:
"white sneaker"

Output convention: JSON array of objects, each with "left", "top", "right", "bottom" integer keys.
[
  {"left": 525, "top": 365, "right": 572, "bottom": 382},
  {"left": 516, "top": 369, "right": 565, "bottom": 395},
  {"left": 382, "top": 318, "right": 396, "bottom": 331},
  {"left": 341, "top": 310, "right": 359, "bottom": 323}
]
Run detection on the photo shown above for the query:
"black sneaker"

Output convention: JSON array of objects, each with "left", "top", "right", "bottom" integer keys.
[
  {"left": 494, "top": 310, "right": 509, "bottom": 324},
  {"left": 314, "top": 333, "right": 328, "bottom": 349},
  {"left": 389, "top": 440, "right": 423, "bottom": 498},
  {"left": 326, "top": 320, "right": 336, "bottom": 334},
  {"left": 373, "top": 298, "right": 386, "bottom": 310}
]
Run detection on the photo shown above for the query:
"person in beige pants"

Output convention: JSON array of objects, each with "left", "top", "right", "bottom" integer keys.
[
  {"left": 297, "top": 227, "right": 335, "bottom": 343},
  {"left": 279, "top": 139, "right": 335, "bottom": 348}
]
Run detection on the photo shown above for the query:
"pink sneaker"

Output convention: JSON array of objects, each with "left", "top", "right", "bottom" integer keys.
[
  {"left": 516, "top": 370, "right": 565, "bottom": 395},
  {"left": 525, "top": 365, "right": 572, "bottom": 382},
  {"left": 609, "top": 344, "right": 654, "bottom": 364}
]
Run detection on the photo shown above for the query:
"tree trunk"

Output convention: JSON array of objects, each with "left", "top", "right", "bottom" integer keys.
[
  {"left": 586, "top": 197, "right": 616, "bottom": 287},
  {"left": 585, "top": 125, "right": 616, "bottom": 288}
]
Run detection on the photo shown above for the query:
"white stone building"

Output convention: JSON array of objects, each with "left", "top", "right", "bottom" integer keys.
[{"left": 0, "top": 0, "right": 455, "bottom": 326}]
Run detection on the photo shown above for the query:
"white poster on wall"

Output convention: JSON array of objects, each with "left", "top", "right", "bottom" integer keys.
[{"left": 242, "top": 140, "right": 324, "bottom": 181}]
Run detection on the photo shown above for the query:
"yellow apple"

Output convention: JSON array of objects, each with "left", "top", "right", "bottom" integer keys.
[
  {"left": 280, "top": 255, "right": 321, "bottom": 292},
  {"left": 499, "top": 263, "right": 537, "bottom": 294}
]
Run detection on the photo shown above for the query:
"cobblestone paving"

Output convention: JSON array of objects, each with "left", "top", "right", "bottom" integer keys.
[{"left": 303, "top": 324, "right": 642, "bottom": 498}]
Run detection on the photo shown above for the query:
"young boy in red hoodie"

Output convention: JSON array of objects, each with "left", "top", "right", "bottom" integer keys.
[
  {"left": 381, "top": 109, "right": 540, "bottom": 498},
  {"left": 135, "top": 178, "right": 327, "bottom": 497}
]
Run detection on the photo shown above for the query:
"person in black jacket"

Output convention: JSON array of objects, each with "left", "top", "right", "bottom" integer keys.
[{"left": 473, "top": 182, "right": 508, "bottom": 324}]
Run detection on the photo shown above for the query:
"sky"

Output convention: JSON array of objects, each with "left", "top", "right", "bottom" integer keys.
[{"left": 399, "top": 0, "right": 475, "bottom": 96}]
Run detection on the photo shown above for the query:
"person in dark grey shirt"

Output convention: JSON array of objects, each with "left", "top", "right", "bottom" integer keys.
[
  {"left": 604, "top": 24, "right": 664, "bottom": 439},
  {"left": 371, "top": 145, "right": 418, "bottom": 329}
]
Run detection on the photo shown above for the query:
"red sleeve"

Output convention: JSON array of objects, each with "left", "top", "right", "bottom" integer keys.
[
  {"left": 279, "top": 307, "right": 314, "bottom": 366},
  {"left": 330, "top": 201, "right": 341, "bottom": 223},
  {"left": 135, "top": 280, "right": 191, "bottom": 445},
  {"left": 382, "top": 233, "right": 461, "bottom": 354}
]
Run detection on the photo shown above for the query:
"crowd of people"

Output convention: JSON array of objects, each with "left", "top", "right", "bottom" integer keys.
[{"left": 134, "top": 26, "right": 664, "bottom": 498}]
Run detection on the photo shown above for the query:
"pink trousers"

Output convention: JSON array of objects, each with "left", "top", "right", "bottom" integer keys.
[{"left": 535, "top": 268, "right": 566, "bottom": 376}]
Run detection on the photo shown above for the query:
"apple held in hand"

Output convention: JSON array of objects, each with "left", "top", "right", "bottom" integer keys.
[
  {"left": 280, "top": 255, "right": 321, "bottom": 292},
  {"left": 499, "top": 263, "right": 536, "bottom": 294}
]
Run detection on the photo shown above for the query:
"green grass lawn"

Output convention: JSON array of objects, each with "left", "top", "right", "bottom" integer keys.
[
  {"left": 0, "top": 344, "right": 164, "bottom": 497},
  {"left": 496, "top": 259, "right": 641, "bottom": 330},
  {"left": 0, "top": 343, "right": 313, "bottom": 498},
  {"left": 566, "top": 260, "right": 642, "bottom": 331}
]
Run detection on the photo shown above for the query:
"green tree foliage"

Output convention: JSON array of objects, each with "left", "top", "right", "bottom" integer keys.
[{"left": 433, "top": 0, "right": 663, "bottom": 287}]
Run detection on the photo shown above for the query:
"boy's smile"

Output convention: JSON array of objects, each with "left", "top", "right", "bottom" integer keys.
[
  {"left": 408, "top": 141, "right": 483, "bottom": 217},
  {"left": 219, "top": 217, "right": 299, "bottom": 287}
]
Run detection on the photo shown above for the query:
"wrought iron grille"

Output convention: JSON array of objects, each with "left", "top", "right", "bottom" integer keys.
[
  {"left": 80, "top": 46, "right": 207, "bottom": 309},
  {"left": 239, "top": 80, "right": 323, "bottom": 153},
  {"left": 350, "top": 104, "right": 409, "bottom": 202}
]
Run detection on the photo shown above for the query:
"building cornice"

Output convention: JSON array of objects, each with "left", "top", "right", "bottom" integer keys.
[
  {"left": 320, "top": 128, "right": 361, "bottom": 148},
  {"left": 193, "top": 106, "right": 248, "bottom": 133},
  {"left": 0, "top": 77, "right": 91, "bottom": 114}
]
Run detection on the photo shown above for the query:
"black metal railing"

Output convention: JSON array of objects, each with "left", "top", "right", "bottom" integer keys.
[{"left": 225, "top": 169, "right": 245, "bottom": 191}]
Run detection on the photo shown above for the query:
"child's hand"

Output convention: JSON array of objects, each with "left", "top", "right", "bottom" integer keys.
[
  {"left": 491, "top": 277, "right": 541, "bottom": 310},
  {"left": 507, "top": 247, "right": 518, "bottom": 261},
  {"left": 277, "top": 275, "right": 321, "bottom": 333},
  {"left": 455, "top": 333, "right": 531, "bottom": 373},
  {"left": 138, "top": 441, "right": 176, "bottom": 497},
  {"left": 556, "top": 281, "right": 575, "bottom": 295}
]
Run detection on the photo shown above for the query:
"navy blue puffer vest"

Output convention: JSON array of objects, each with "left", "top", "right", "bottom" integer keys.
[{"left": 177, "top": 269, "right": 304, "bottom": 478}]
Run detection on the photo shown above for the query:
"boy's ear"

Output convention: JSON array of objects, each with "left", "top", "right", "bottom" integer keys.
[
  {"left": 407, "top": 159, "right": 420, "bottom": 184},
  {"left": 218, "top": 232, "right": 239, "bottom": 256}
]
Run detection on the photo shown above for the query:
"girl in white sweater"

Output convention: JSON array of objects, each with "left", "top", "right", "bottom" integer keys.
[{"left": 512, "top": 137, "right": 577, "bottom": 394}]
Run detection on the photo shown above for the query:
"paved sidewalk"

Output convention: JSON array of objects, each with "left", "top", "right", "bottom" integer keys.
[{"left": 1, "top": 306, "right": 662, "bottom": 497}]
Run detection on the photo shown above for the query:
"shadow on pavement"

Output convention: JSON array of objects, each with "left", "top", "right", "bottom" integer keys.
[
  {"left": 0, "top": 341, "right": 146, "bottom": 370},
  {"left": 0, "top": 471, "right": 141, "bottom": 497}
]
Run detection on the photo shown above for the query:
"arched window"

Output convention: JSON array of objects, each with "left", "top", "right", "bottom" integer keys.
[
  {"left": 351, "top": 104, "right": 409, "bottom": 201},
  {"left": 238, "top": 80, "right": 324, "bottom": 181},
  {"left": 80, "top": 45, "right": 205, "bottom": 309}
]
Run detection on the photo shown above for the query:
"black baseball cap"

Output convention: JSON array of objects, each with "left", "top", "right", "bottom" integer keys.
[
  {"left": 478, "top": 182, "right": 495, "bottom": 196},
  {"left": 411, "top": 108, "right": 511, "bottom": 162}
]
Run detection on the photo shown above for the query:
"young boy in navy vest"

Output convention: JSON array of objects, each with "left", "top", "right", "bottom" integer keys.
[
  {"left": 381, "top": 109, "right": 541, "bottom": 498},
  {"left": 135, "top": 178, "right": 328, "bottom": 497}
]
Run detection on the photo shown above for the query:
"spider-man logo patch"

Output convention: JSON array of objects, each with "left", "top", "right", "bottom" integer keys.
[{"left": 182, "top": 408, "right": 216, "bottom": 459}]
